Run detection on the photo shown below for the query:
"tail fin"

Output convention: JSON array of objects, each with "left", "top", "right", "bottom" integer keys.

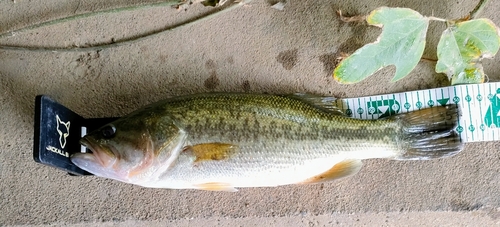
[{"left": 391, "top": 105, "right": 464, "bottom": 160}]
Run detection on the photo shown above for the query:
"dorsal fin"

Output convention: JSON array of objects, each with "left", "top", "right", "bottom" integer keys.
[{"left": 289, "top": 93, "right": 345, "bottom": 115}]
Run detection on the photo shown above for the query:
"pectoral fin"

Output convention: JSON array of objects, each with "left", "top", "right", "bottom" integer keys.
[
  {"left": 300, "top": 159, "right": 363, "bottom": 184},
  {"left": 194, "top": 182, "right": 238, "bottom": 192},
  {"left": 188, "top": 143, "right": 237, "bottom": 162}
]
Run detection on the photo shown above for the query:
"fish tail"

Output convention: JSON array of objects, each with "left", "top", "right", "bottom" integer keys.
[{"left": 392, "top": 105, "right": 464, "bottom": 160}]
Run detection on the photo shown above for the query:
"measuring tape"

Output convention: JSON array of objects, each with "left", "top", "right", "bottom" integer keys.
[{"left": 333, "top": 82, "right": 500, "bottom": 143}]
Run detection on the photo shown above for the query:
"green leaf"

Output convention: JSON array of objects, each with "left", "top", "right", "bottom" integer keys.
[
  {"left": 334, "top": 7, "right": 429, "bottom": 84},
  {"left": 436, "top": 19, "right": 500, "bottom": 85}
]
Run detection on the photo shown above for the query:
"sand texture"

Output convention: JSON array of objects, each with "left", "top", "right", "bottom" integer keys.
[{"left": 1, "top": 0, "right": 500, "bottom": 226}]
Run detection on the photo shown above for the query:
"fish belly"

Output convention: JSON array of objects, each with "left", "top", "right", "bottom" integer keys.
[{"left": 147, "top": 138, "right": 398, "bottom": 189}]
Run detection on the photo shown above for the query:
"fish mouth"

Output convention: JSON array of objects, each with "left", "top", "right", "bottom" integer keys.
[
  {"left": 78, "top": 136, "right": 115, "bottom": 167},
  {"left": 80, "top": 136, "right": 95, "bottom": 154},
  {"left": 73, "top": 137, "right": 124, "bottom": 180}
]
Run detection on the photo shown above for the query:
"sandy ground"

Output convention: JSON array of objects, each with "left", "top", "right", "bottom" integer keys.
[{"left": 1, "top": 0, "right": 500, "bottom": 226}]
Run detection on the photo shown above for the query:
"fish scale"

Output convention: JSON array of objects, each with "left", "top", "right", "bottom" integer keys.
[{"left": 162, "top": 94, "right": 398, "bottom": 142}]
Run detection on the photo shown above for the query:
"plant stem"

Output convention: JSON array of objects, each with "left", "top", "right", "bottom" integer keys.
[
  {"left": 469, "top": 0, "right": 489, "bottom": 19},
  {"left": 420, "top": 57, "right": 438, "bottom": 63},
  {"left": 336, "top": 10, "right": 366, "bottom": 23},
  {"left": 427, "top": 16, "right": 447, "bottom": 22},
  {"left": 0, "top": 0, "right": 249, "bottom": 52},
  {"left": 0, "top": 1, "right": 183, "bottom": 39}
]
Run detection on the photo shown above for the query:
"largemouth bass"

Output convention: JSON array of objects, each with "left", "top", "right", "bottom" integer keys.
[{"left": 71, "top": 93, "right": 463, "bottom": 191}]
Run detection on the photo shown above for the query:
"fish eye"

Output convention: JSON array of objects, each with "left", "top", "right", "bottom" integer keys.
[{"left": 101, "top": 125, "right": 116, "bottom": 138}]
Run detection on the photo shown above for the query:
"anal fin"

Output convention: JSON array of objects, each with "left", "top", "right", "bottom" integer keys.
[
  {"left": 301, "top": 159, "right": 363, "bottom": 184},
  {"left": 194, "top": 182, "right": 238, "bottom": 192}
]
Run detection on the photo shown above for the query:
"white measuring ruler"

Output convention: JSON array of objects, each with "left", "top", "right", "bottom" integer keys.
[{"left": 333, "top": 82, "right": 500, "bottom": 143}]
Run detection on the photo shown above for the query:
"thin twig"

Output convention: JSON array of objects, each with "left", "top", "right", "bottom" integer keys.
[
  {"left": 0, "top": 0, "right": 249, "bottom": 52},
  {"left": 420, "top": 57, "right": 438, "bottom": 63},
  {"left": 0, "top": 1, "right": 183, "bottom": 39},
  {"left": 336, "top": 10, "right": 366, "bottom": 23},
  {"left": 469, "top": 0, "right": 489, "bottom": 19},
  {"left": 427, "top": 16, "right": 447, "bottom": 22}
]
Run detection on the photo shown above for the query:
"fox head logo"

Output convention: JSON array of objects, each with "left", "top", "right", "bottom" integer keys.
[{"left": 56, "top": 115, "right": 70, "bottom": 148}]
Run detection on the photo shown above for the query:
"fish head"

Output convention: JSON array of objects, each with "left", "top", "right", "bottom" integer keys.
[{"left": 71, "top": 112, "right": 185, "bottom": 184}]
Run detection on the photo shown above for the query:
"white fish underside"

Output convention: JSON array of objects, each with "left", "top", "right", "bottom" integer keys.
[{"left": 140, "top": 133, "right": 398, "bottom": 190}]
